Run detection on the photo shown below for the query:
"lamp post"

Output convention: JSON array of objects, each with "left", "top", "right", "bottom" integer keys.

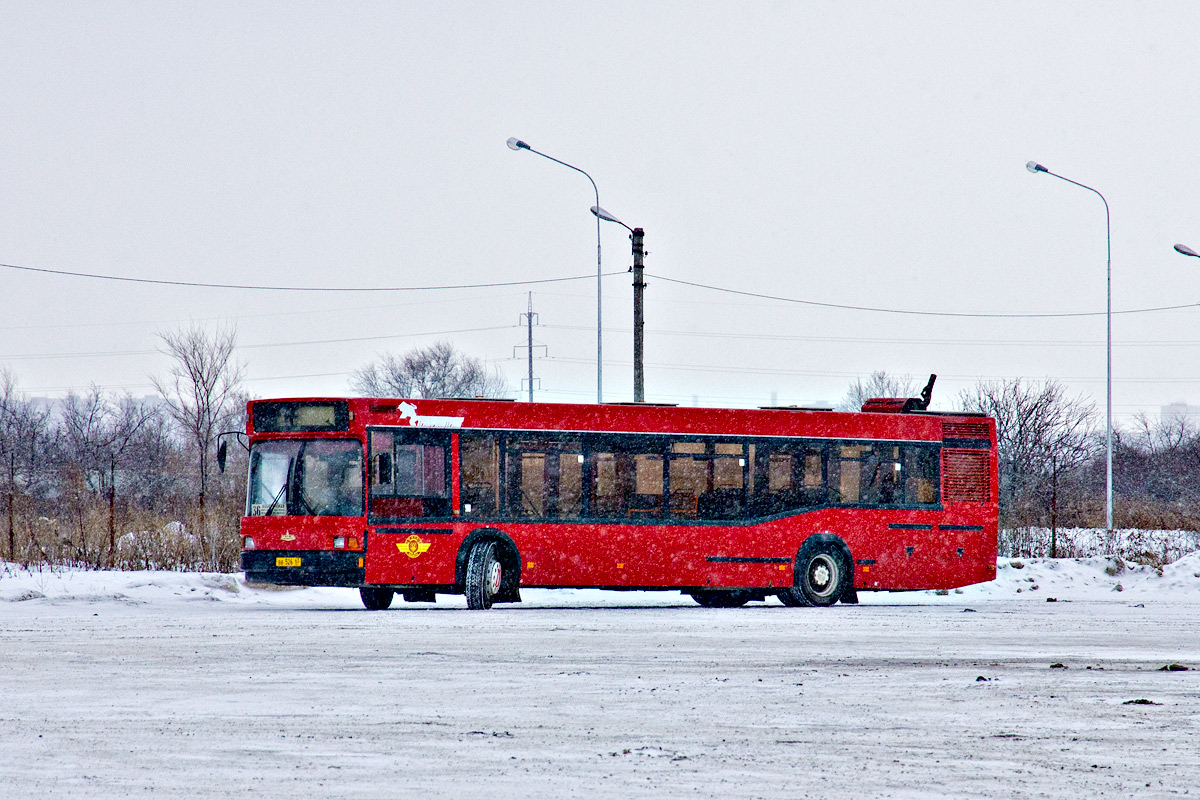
[
  {"left": 592, "top": 206, "right": 646, "bottom": 403},
  {"left": 1174, "top": 243, "right": 1199, "bottom": 259},
  {"left": 1026, "top": 160, "right": 1113, "bottom": 532},
  {"left": 508, "top": 137, "right": 604, "bottom": 404}
]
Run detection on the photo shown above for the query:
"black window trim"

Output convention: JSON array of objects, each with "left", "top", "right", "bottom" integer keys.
[{"left": 456, "top": 429, "right": 944, "bottom": 524}]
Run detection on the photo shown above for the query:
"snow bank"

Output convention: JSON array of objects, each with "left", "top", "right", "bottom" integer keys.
[
  {"left": 5, "top": 551, "right": 1200, "bottom": 608},
  {"left": 909, "top": 550, "right": 1200, "bottom": 604}
]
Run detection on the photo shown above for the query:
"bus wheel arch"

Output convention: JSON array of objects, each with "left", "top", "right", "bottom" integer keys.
[
  {"left": 456, "top": 529, "right": 522, "bottom": 606},
  {"left": 782, "top": 533, "right": 853, "bottom": 607}
]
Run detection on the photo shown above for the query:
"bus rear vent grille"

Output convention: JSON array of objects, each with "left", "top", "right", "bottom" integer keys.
[
  {"left": 943, "top": 450, "right": 991, "bottom": 502},
  {"left": 943, "top": 421, "right": 991, "bottom": 441}
]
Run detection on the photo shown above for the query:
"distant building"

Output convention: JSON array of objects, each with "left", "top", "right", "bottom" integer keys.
[{"left": 1160, "top": 402, "right": 1200, "bottom": 423}]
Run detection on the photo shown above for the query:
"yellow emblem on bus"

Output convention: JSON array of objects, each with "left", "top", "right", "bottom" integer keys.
[{"left": 399, "top": 535, "right": 431, "bottom": 559}]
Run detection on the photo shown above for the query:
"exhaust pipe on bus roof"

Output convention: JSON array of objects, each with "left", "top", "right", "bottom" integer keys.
[{"left": 860, "top": 374, "right": 937, "bottom": 414}]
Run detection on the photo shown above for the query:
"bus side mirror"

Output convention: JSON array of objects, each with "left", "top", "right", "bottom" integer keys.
[{"left": 217, "top": 441, "right": 227, "bottom": 473}]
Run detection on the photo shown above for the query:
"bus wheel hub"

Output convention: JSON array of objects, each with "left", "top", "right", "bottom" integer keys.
[{"left": 486, "top": 561, "right": 502, "bottom": 596}]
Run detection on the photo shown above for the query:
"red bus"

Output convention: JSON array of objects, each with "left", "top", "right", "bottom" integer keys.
[{"left": 233, "top": 391, "right": 997, "bottom": 609}]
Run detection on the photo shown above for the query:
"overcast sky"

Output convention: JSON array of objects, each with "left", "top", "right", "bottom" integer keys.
[{"left": 3, "top": 1, "right": 1200, "bottom": 422}]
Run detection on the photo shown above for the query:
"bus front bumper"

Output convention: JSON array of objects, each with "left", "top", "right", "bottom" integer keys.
[{"left": 242, "top": 550, "right": 365, "bottom": 587}]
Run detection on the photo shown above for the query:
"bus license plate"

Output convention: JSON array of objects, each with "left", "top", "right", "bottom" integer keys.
[{"left": 276, "top": 556, "right": 302, "bottom": 567}]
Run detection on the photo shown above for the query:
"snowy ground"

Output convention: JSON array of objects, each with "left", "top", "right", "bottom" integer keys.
[{"left": 2, "top": 556, "right": 1199, "bottom": 799}]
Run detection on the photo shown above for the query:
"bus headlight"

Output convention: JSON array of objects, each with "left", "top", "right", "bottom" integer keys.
[
  {"left": 333, "top": 536, "right": 346, "bottom": 549},
  {"left": 243, "top": 536, "right": 255, "bottom": 550}
]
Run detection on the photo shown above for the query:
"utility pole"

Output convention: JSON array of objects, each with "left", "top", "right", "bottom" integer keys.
[
  {"left": 632, "top": 227, "right": 646, "bottom": 403},
  {"left": 525, "top": 293, "right": 534, "bottom": 402},
  {"left": 590, "top": 206, "right": 646, "bottom": 403},
  {"left": 514, "top": 293, "right": 545, "bottom": 401}
]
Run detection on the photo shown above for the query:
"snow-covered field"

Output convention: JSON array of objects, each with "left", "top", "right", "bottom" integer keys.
[{"left": 3, "top": 556, "right": 1199, "bottom": 798}]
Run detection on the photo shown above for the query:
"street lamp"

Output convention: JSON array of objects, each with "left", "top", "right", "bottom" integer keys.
[
  {"left": 1026, "top": 160, "right": 1114, "bottom": 532},
  {"left": 508, "top": 137, "right": 604, "bottom": 404},
  {"left": 592, "top": 206, "right": 646, "bottom": 403},
  {"left": 1174, "top": 243, "right": 1200, "bottom": 259}
]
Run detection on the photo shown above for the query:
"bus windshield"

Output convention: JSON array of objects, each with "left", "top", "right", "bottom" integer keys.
[{"left": 247, "top": 439, "right": 363, "bottom": 517}]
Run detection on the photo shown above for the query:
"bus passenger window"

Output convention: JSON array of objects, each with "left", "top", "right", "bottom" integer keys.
[
  {"left": 370, "top": 431, "right": 394, "bottom": 490},
  {"left": 586, "top": 435, "right": 665, "bottom": 519},
  {"left": 504, "top": 436, "right": 584, "bottom": 519},
  {"left": 589, "top": 452, "right": 620, "bottom": 517},
  {"left": 752, "top": 442, "right": 827, "bottom": 516},
  {"left": 858, "top": 445, "right": 901, "bottom": 506},
  {"left": 631, "top": 454, "right": 664, "bottom": 517},
  {"left": 835, "top": 445, "right": 865, "bottom": 503},
  {"left": 460, "top": 434, "right": 499, "bottom": 516},
  {"left": 902, "top": 445, "right": 940, "bottom": 505},
  {"left": 668, "top": 442, "right": 705, "bottom": 518}
]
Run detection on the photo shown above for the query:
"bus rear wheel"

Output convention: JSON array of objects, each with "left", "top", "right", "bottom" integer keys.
[
  {"left": 689, "top": 589, "right": 753, "bottom": 608},
  {"left": 465, "top": 541, "right": 502, "bottom": 610},
  {"left": 360, "top": 587, "right": 394, "bottom": 610},
  {"left": 789, "top": 541, "right": 850, "bottom": 607}
]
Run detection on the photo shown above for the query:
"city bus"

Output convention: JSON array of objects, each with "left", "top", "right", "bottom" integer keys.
[{"left": 231, "top": 387, "right": 997, "bottom": 609}]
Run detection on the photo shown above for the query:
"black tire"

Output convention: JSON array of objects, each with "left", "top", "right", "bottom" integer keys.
[
  {"left": 359, "top": 587, "right": 394, "bottom": 610},
  {"left": 689, "top": 589, "right": 753, "bottom": 608},
  {"left": 794, "top": 541, "right": 850, "bottom": 607},
  {"left": 777, "top": 587, "right": 809, "bottom": 607},
  {"left": 465, "top": 540, "right": 502, "bottom": 610}
]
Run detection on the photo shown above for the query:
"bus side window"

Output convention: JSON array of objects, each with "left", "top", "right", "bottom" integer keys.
[
  {"left": 668, "top": 442, "right": 705, "bottom": 519},
  {"left": 373, "top": 452, "right": 392, "bottom": 489},
  {"left": 370, "top": 431, "right": 395, "bottom": 492},
  {"left": 460, "top": 434, "right": 500, "bottom": 516},
  {"left": 751, "top": 442, "right": 827, "bottom": 516},
  {"left": 586, "top": 434, "right": 664, "bottom": 519},
  {"left": 857, "top": 445, "right": 901, "bottom": 506},
  {"left": 902, "top": 445, "right": 940, "bottom": 505},
  {"left": 503, "top": 436, "right": 584, "bottom": 519},
  {"left": 701, "top": 442, "right": 746, "bottom": 520},
  {"left": 589, "top": 451, "right": 620, "bottom": 517}
]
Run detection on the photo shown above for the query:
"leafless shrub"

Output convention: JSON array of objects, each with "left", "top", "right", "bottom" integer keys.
[
  {"left": 837, "top": 371, "right": 919, "bottom": 412},
  {"left": 351, "top": 340, "right": 508, "bottom": 399},
  {"left": 961, "top": 379, "right": 1097, "bottom": 549},
  {"left": 999, "top": 527, "right": 1200, "bottom": 564}
]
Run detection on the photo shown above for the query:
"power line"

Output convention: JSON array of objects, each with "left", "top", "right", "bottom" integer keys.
[
  {"left": 0, "top": 291, "right": 532, "bottom": 333},
  {"left": 649, "top": 273, "right": 1200, "bottom": 319},
  {"left": 539, "top": 323, "right": 1200, "bottom": 349},
  {"left": 535, "top": 355, "right": 1200, "bottom": 384},
  {"left": 0, "top": 260, "right": 627, "bottom": 292},
  {"left": 8, "top": 257, "right": 1195, "bottom": 317},
  {"left": 0, "top": 324, "right": 519, "bottom": 361}
]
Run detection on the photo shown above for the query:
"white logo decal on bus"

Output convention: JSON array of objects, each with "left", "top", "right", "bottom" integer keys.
[{"left": 397, "top": 401, "right": 464, "bottom": 428}]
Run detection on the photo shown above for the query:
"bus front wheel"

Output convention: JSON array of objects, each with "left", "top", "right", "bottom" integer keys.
[
  {"left": 360, "top": 587, "right": 394, "bottom": 610},
  {"left": 465, "top": 541, "right": 502, "bottom": 610}
]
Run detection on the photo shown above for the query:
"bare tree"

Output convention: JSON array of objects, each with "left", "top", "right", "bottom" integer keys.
[
  {"left": 351, "top": 341, "right": 508, "bottom": 399},
  {"left": 837, "top": 371, "right": 920, "bottom": 412},
  {"left": 1116, "top": 412, "right": 1200, "bottom": 526},
  {"left": 152, "top": 325, "right": 245, "bottom": 549},
  {"left": 59, "top": 388, "right": 160, "bottom": 565},
  {"left": 1, "top": 369, "right": 53, "bottom": 562},
  {"left": 960, "top": 378, "right": 1098, "bottom": 551}
]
